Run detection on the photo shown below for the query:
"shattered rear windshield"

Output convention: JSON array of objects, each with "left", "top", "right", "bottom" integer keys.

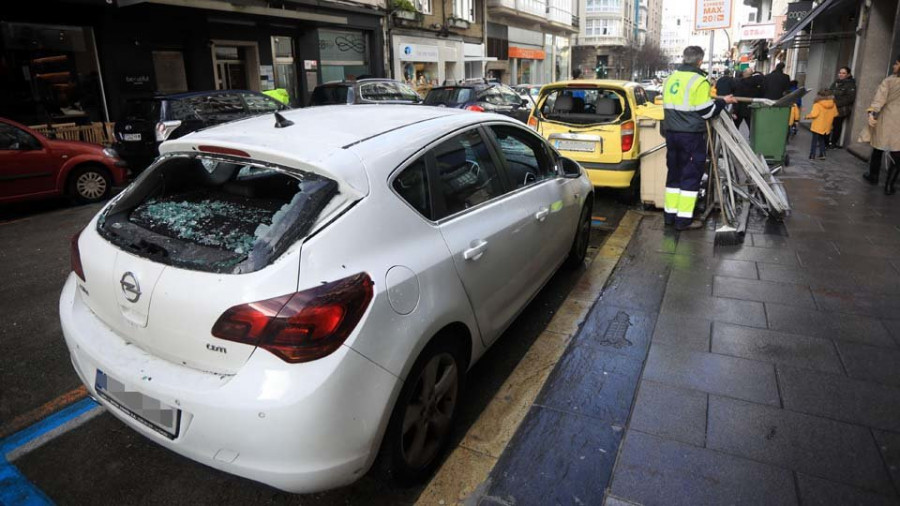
[
  {"left": 98, "top": 156, "right": 339, "bottom": 274},
  {"left": 538, "top": 88, "right": 628, "bottom": 125}
]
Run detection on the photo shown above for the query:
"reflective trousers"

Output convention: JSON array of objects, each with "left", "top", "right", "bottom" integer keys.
[{"left": 664, "top": 131, "right": 707, "bottom": 227}]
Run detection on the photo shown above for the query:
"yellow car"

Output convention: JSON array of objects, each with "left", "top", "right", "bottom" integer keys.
[{"left": 527, "top": 80, "right": 663, "bottom": 192}]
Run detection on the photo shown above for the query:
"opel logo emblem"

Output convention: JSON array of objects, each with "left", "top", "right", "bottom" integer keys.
[
  {"left": 120, "top": 272, "right": 141, "bottom": 303},
  {"left": 125, "top": 124, "right": 133, "bottom": 131}
]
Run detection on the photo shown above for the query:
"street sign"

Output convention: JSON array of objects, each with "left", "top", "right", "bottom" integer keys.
[
  {"left": 739, "top": 23, "right": 776, "bottom": 41},
  {"left": 694, "top": 0, "right": 732, "bottom": 31}
]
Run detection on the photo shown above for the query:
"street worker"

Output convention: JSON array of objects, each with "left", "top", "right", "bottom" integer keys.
[
  {"left": 762, "top": 62, "right": 790, "bottom": 100},
  {"left": 805, "top": 89, "right": 837, "bottom": 160},
  {"left": 662, "top": 46, "right": 738, "bottom": 230},
  {"left": 263, "top": 88, "right": 290, "bottom": 105},
  {"left": 828, "top": 66, "right": 857, "bottom": 149},
  {"left": 862, "top": 56, "right": 900, "bottom": 194}
]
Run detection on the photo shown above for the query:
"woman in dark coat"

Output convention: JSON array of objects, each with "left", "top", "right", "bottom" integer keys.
[{"left": 829, "top": 66, "right": 857, "bottom": 148}]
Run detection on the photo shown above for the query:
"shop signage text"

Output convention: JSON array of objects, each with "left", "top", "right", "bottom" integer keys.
[
  {"left": 739, "top": 23, "right": 776, "bottom": 41},
  {"left": 694, "top": 0, "right": 732, "bottom": 30},
  {"left": 398, "top": 44, "right": 440, "bottom": 62},
  {"left": 122, "top": 73, "right": 152, "bottom": 91},
  {"left": 508, "top": 47, "right": 545, "bottom": 60}
]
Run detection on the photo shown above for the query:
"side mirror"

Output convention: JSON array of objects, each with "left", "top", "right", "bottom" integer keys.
[
  {"left": 521, "top": 99, "right": 530, "bottom": 108},
  {"left": 558, "top": 157, "right": 582, "bottom": 178}
]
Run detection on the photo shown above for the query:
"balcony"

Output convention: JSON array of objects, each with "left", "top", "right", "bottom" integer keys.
[
  {"left": 576, "top": 34, "right": 627, "bottom": 46},
  {"left": 487, "top": 0, "right": 579, "bottom": 33}
]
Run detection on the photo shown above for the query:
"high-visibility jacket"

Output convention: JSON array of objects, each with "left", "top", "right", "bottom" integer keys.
[
  {"left": 663, "top": 64, "right": 722, "bottom": 133},
  {"left": 263, "top": 88, "right": 290, "bottom": 105}
]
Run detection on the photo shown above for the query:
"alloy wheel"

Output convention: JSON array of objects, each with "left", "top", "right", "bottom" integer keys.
[{"left": 400, "top": 352, "right": 458, "bottom": 470}]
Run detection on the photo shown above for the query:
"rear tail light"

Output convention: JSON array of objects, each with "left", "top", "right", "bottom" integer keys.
[
  {"left": 155, "top": 120, "right": 182, "bottom": 142},
  {"left": 527, "top": 116, "right": 539, "bottom": 130},
  {"left": 211, "top": 273, "right": 374, "bottom": 363},
  {"left": 621, "top": 120, "right": 635, "bottom": 152},
  {"left": 71, "top": 229, "right": 85, "bottom": 282},
  {"left": 465, "top": 105, "right": 485, "bottom": 112}
]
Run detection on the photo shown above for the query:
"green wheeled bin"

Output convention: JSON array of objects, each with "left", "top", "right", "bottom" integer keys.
[{"left": 749, "top": 104, "right": 791, "bottom": 167}]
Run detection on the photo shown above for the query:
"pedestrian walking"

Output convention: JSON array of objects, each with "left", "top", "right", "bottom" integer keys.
[
  {"left": 662, "top": 46, "right": 737, "bottom": 230},
  {"left": 734, "top": 68, "right": 762, "bottom": 130},
  {"left": 715, "top": 69, "right": 736, "bottom": 96},
  {"left": 762, "top": 62, "right": 790, "bottom": 100},
  {"left": 862, "top": 56, "right": 900, "bottom": 194},
  {"left": 805, "top": 89, "right": 837, "bottom": 160},
  {"left": 828, "top": 67, "right": 857, "bottom": 148}
]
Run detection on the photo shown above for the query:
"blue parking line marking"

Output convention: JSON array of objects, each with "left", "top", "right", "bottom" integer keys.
[
  {"left": 0, "top": 398, "right": 100, "bottom": 506},
  {"left": 0, "top": 462, "right": 53, "bottom": 506}
]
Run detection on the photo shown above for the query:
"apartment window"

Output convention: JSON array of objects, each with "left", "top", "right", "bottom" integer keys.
[
  {"left": 454, "top": 0, "right": 475, "bottom": 21},
  {"left": 416, "top": 0, "right": 432, "bottom": 14},
  {"left": 586, "top": 0, "right": 621, "bottom": 13},
  {"left": 586, "top": 18, "right": 621, "bottom": 36}
]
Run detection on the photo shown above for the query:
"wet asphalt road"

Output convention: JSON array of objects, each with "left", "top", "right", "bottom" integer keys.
[{"left": 0, "top": 190, "right": 630, "bottom": 505}]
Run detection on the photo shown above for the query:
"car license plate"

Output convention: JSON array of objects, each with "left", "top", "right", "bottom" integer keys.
[
  {"left": 122, "top": 133, "right": 142, "bottom": 141},
  {"left": 555, "top": 139, "right": 596, "bottom": 152},
  {"left": 95, "top": 369, "right": 180, "bottom": 439}
]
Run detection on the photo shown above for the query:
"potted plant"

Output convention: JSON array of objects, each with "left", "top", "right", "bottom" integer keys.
[{"left": 392, "top": 0, "right": 418, "bottom": 20}]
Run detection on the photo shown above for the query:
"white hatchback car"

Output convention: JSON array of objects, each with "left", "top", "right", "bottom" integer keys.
[{"left": 60, "top": 105, "right": 593, "bottom": 493}]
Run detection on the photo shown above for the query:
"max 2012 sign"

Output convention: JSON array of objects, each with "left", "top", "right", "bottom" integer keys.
[{"left": 694, "top": 0, "right": 732, "bottom": 30}]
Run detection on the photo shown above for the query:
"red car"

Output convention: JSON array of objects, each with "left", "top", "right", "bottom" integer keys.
[{"left": 0, "top": 118, "right": 128, "bottom": 205}]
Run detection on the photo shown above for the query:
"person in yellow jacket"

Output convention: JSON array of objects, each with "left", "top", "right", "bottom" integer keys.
[{"left": 805, "top": 89, "right": 837, "bottom": 160}]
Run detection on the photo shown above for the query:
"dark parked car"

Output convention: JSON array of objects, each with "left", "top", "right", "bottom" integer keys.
[
  {"left": 513, "top": 84, "right": 543, "bottom": 108},
  {"left": 114, "top": 90, "right": 287, "bottom": 171},
  {"left": 0, "top": 118, "right": 128, "bottom": 205},
  {"left": 424, "top": 80, "right": 532, "bottom": 123},
  {"left": 309, "top": 78, "right": 422, "bottom": 106}
]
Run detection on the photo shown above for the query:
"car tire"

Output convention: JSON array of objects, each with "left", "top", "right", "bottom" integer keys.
[
  {"left": 68, "top": 165, "right": 112, "bottom": 204},
  {"left": 565, "top": 202, "right": 592, "bottom": 269},
  {"left": 378, "top": 336, "right": 466, "bottom": 485}
]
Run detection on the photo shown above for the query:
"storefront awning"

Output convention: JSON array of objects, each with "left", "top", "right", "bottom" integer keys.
[
  {"left": 773, "top": 0, "right": 853, "bottom": 48},
  {"left": 117, "top": 0, "right": 347, "bottom": 25}
]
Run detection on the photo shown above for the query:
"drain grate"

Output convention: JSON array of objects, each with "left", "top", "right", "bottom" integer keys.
[{"left": 599, "top": 311, "right": 633, "bottom": 349}]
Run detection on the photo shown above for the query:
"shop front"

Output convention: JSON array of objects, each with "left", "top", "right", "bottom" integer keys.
[
  {"left": 1, "top": 1, "right": 385, "bottom": 129},
  {"left": 509, "top": 46, "right": 546, "bottom": 85},
  {"left": 0, "top": 21, "right": 108, "bottom": 126},
  {"left": 393, "top": 34, "right": 464, "bottom": 95}
]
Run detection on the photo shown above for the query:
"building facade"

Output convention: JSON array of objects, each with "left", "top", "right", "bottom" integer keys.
[
  {"left": 387, "top": 0, "right": 487, "bottom": 93},
  {"left": 1, "top": 0, "right": 387, "bottom": 125},
  {"left": 484, "top": 0, "right": 578, "bottom": 85},
  {"left": 776, "top": 0, "right": 899, "bottom": 154},
  {"left": 572, "top": 0, "right": 662, "bottom": 81}
]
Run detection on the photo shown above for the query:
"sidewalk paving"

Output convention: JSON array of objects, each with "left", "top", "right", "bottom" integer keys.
[
  {"left": 479, "top": 127, "right": 900, "bottom": 505},
  {"left": 608, "top": 127, "right": 900, "bottom": 505}
]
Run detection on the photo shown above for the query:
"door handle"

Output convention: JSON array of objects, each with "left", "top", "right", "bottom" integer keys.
[
  {"left": 463, "top": 240, "right": 488, "bottom": 261},
  {"left": 534, "top": 208, "right": 550, "bottom": 222}
]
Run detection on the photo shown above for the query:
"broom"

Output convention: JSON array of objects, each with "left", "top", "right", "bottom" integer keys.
[{"left": 708, "top": 123, "right": 742, "bottom": 247}]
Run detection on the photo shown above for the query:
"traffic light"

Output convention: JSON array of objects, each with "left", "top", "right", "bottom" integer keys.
[{"left": 595, "top": 63, "right": 608, "bottom": 78}]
